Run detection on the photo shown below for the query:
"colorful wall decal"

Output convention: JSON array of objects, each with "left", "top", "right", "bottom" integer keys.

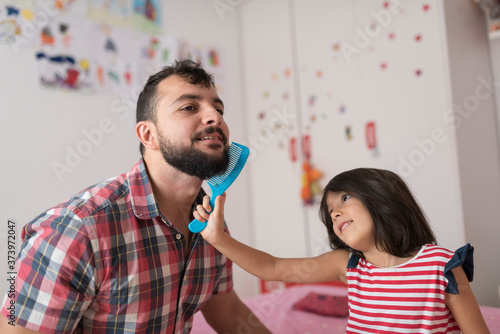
[
  {"left": 345, "top": 125, "right": 353, "bottom": 140},
  {"left": 308, "top": 94, "right": 317, "bottom": 107},
  {"left": 339, "top": 104, "right": 346, "bottom": 114},
  {"left": 284, "top": 67, "right": 291, "bottom": 78},
  {"left": 365, "top": 121, "right": 379, "bottom": 156}
]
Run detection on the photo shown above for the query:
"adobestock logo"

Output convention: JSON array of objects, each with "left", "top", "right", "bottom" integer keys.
[
  {"left": 341, "top": 1, "right": 404, "bottom": 63},
  {"left": 398, "top": 74, "right": 500, "bottom": 177},
  {"left": 213, "top": 0, "right": 245, "bottom": 21},
  {"left": 246, "top": 106, "right": 296, "bottom": 162},
  {"left": 50, "top": 64, "right": 160, "bottom": 183},
  {"left": 51, "top": 119, "right": 116, "bottom": 182}
]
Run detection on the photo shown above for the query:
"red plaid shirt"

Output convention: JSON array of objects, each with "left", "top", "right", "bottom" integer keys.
[{"left": 1, "top": 159, "right": 233, "bottom": 333}]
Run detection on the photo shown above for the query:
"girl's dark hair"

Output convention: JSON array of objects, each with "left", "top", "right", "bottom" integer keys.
[
  {"left": 319, "top": 168, "right": 436, "bottom": 258},
  {"left": 136, "top": 59, "right": 215, "bottom": 156}
]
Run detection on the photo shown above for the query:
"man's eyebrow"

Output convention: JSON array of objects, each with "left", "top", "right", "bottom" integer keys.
[
  {"left": 171, "top": 94, "right": 202, "bottom": 106},
  {"left": 171, "top": 94, "right": 224, "bottom": 107}
]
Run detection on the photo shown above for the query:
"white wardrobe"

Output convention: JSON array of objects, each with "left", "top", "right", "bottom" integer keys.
[{"left": 239, "top": 0, "right": 500, "bottom": 307}]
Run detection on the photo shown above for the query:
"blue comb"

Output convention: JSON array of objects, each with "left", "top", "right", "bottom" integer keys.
[{"left": 188, "top": 142, "right": 250, "bottom": 233}]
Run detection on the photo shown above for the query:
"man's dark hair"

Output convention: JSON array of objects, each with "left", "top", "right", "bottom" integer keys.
[
  {"left": 136, "top": 60, "right": 215, "bottom": 156},
  {"left": 319, "top": 168, "right": 436, "bottom": 258}
]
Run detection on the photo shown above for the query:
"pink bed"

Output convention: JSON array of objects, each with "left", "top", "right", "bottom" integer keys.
[{"left": 191, "top": 283, "right": 500, "bottom": 333}]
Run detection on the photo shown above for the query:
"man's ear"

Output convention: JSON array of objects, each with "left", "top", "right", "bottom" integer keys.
[{"left": 136, "top": 121, "right": 159, "bottom": 151}]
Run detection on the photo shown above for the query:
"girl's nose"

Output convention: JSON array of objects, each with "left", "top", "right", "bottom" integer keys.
[{"left": 331, "top": 211, "right": 341, "bottom": 221}]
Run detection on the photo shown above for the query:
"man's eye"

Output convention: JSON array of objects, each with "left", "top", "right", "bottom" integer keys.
[
  {"left": 216, "top": 108, "right": 224, "bottom": 115},
  {"left": 181, "top": 106, "right": 196, "bottom": 111}
]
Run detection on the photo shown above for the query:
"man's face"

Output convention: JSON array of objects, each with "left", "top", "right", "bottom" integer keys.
[{"left": 154, "top": 75, "right": 230, "bottom": 179}]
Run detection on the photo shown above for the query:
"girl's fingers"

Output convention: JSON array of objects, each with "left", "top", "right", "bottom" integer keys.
[
  {"left": 213, "top": 193, "right": 226, "bottom": 218},
  {"left": 195, "top": 204, "right": 210, "bottom": 221},
  {"left": 202, "top": 195, "right": 212, "bottom": 212},
  {"left": 193, "top": 210, "right": 204, "bottom": 222}
]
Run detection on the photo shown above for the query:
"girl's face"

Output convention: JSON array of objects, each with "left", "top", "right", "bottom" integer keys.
[{"left": 325, "top": 191, "right": 376, "bottom": 253}]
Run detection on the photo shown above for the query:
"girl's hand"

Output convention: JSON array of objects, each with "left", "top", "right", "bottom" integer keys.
[{"left": 194, "top": 193, "right": 227, "bottom": 243}]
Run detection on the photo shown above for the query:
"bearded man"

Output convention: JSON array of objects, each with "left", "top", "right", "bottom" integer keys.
[{"left": 1, "top": 60, "right": 271, "bottom": 334}]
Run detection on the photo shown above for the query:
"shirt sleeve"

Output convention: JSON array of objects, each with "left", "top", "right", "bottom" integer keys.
[
  {"left": 1, "top": 207, "right": 96, "bottom": 333},
  {"left": 443, "top": 243, "right": 474, "bottom": 294}
]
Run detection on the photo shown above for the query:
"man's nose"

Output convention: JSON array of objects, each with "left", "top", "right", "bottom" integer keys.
[{"left": 202, "top": 106, "right": 223, "bottom": 125}]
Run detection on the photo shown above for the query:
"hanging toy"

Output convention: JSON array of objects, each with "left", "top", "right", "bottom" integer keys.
[
  {"left": 301, "top": 160, "right": 323, "bottom": 205},
  {"left": 300, "top": 135, "right": 323, "bottom": 206}
]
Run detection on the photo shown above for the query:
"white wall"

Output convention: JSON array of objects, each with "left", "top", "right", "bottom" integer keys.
[{"left": 0, "top": 0, "right": 258, "bottom": 302}]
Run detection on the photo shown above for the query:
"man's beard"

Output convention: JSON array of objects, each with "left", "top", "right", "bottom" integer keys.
[{"left": 158, "top": 127, "right": 230, "bottom": 180}]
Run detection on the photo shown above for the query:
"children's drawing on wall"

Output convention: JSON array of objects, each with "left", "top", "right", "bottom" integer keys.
[
  {"left": 132, "top": 0, "right": 161, "bottom": 34},
  {"left": 90, "top": 23, "right": 140, "bottom": 95},
  {"left": 50, "top": 0, "right": 77, "bottom": 11},
  {"left": 36, "top": 52, "right": 92, "bottom": 91},
  {"left": 36, "top": 16, "right": 93, "bottom": 91},
  {"left": 135, "top": 35, "right": 180, "bottom": 86},
  {"left": 204, "top": 47, "right": 221, "bottom": 75},
  {"left": 0, "top": 2, "right": 35, "bottom": 46},
  {"left": 87, "top": 0, "right": 132, "bottom": 29},
  {"left": 1, "top": 0, "right": 223, "bottom": 98}
]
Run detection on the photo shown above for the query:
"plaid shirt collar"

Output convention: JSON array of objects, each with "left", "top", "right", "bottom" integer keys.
[
  {"left": 128, "top": 159, "right": 206, "bottom": 224},
  {"left": 128, "top": 158, "right": 162, "bottom": 220}
]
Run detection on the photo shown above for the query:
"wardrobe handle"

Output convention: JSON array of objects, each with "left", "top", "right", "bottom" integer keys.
[
  {"left": 290, "top": 137, "right": 297, "bottom": 162},
  {"left": 302, "top": 134, "right": 311, "bottom": 160}
]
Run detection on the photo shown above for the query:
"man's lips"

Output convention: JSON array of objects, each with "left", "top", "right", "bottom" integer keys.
[
  {"left": 197, "top": 135, "right": 223, "bottom": 141},
  {"left": 339, "top": 220, "right": 353, "bottom": 233},
  {"left": 193, "top": 127, "right": 227, "bottom": 144}
]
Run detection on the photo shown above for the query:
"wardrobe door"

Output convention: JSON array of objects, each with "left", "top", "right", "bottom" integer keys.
[{"left": 241, "top": 0, "right": 307, "bottom": 257}]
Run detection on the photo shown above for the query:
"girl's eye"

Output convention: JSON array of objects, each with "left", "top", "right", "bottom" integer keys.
[{"left": 342, "top": 194, "right": 351, "bottom": 202}]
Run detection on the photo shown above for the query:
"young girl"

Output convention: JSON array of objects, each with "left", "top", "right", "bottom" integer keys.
[{"left": 194, "top": 168, "right": 490, "bottom": 334}]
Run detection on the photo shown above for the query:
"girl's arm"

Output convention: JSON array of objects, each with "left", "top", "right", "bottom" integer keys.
[
  {"left": 445, "top": 266, "right": 490, "bottom": 334},
  {"left": 195, "top": 194, "right": 349, "bottom": 284}
]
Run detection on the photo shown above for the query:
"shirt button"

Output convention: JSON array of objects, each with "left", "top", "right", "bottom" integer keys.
[{"left": 176, "top": 233, "right": 182, "bottom": 240}]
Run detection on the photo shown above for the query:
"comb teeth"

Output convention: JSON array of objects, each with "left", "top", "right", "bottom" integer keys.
[{"left": 208, "top": 144, "right": 242, "bottom": 187}]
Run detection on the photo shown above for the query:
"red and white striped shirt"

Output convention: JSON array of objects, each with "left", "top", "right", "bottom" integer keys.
[{"left": 346, "top": 244, "right": 472, "bottom": 333}]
